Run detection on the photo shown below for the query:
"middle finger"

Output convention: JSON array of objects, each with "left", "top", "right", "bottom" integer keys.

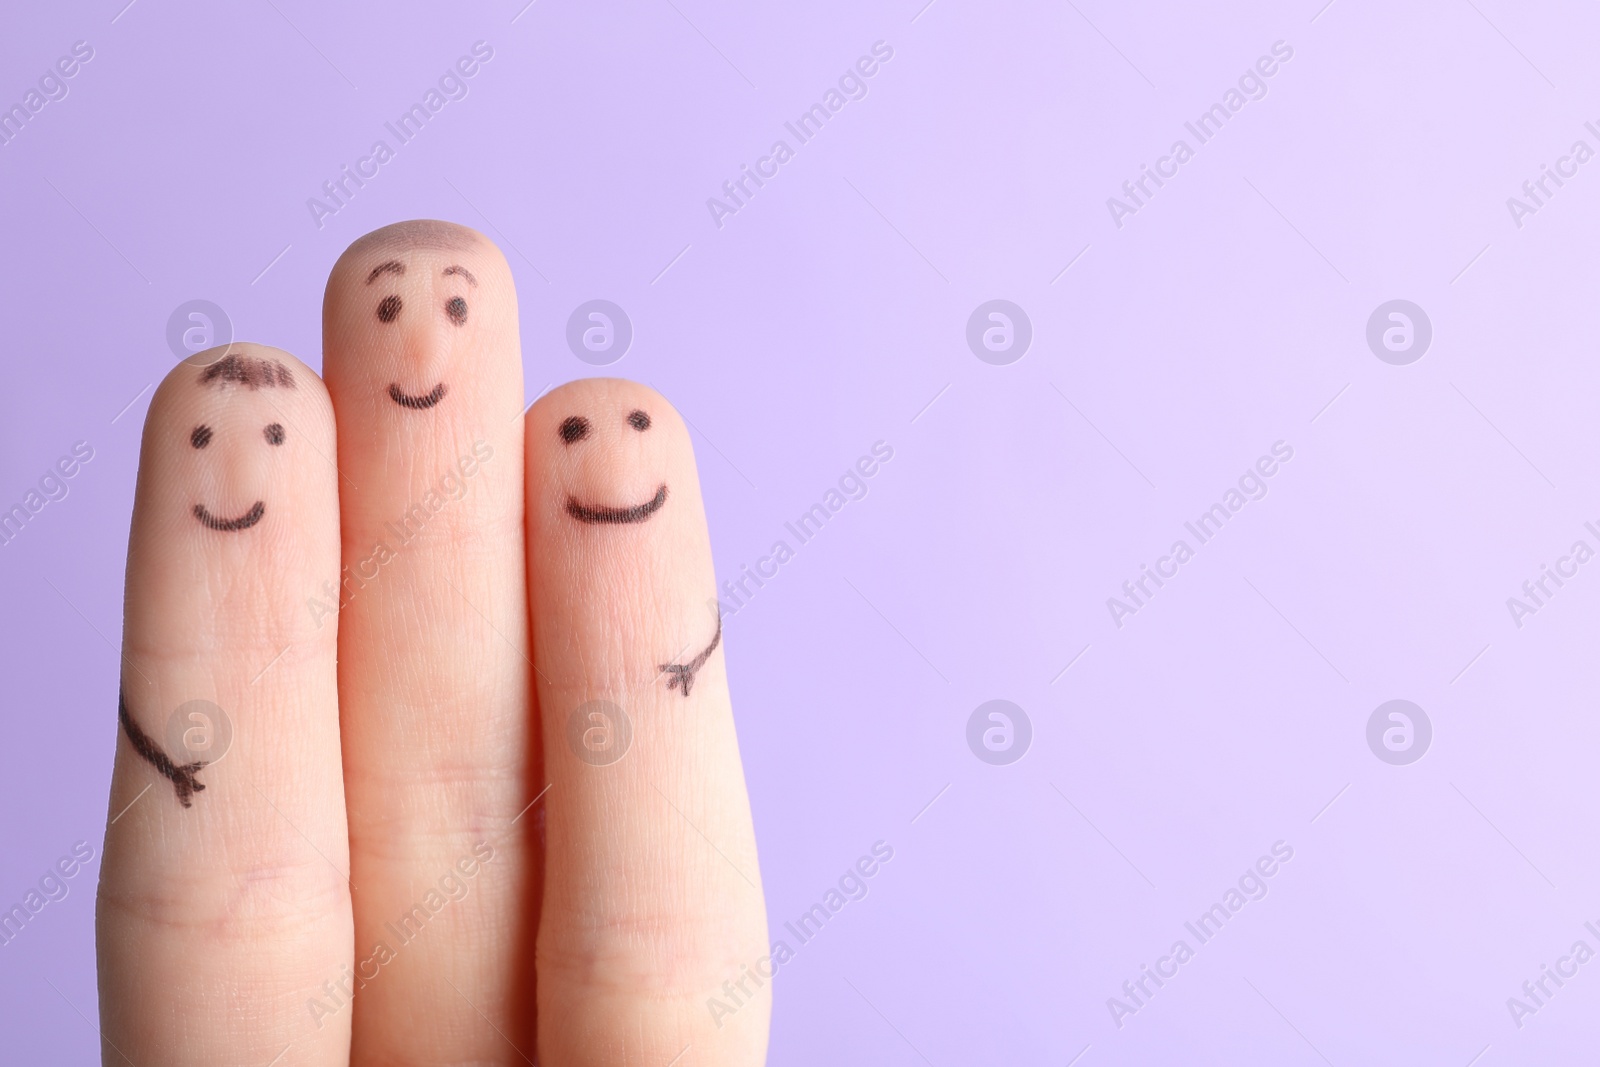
[{"left": 322, "top": 220, "right": 537, "bottom": 1065}]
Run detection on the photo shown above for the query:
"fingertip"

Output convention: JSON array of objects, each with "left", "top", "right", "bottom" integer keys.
[
  {"left": 526, "top": 377, "right": 687, "bottom": 444},
  {"left": 324, "top": 218, "right": 509, "bottom": 310},
  {"left": 130, "top": 343, "right": 338, "bottom": 603},
  {"left": 323, "top": 220, "right": 519, "bottom": 421},
  {"left": 328, "top": 218, "right": 498, "bottom": 280},
  {"left": 147, "top": 342, "right": 333, "bottom": 446},
  {"left": 525, "top": 379, "right": 699, "bottom": 535}
]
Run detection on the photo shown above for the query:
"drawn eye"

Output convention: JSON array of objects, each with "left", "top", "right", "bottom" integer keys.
[
  {"left": 190, "top": 425, "right": 212, "bottom": 449},
  {"left": 559, "top": 416, "right": 590, "bottom": 444},
  {"left": 627, "top": 410, "right": 651, "bottom": 431},
  {"left": 445, "top": 296, "right": 468, "bottom": 326},
  {"left": 377, "top": 295, "right": 402, "bottom": 323},
  {"left": 264, "top": 423, "right": 285, "bottom": 446}
]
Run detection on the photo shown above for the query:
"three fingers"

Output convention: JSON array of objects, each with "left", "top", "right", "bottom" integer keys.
[{"left": 97, "top": 222, "right": 769, "bottom": 1066}]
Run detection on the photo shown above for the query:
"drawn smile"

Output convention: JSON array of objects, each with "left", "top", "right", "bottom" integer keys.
[
  {"left": 389, "top": 382, "right": 448, "bottom": 410},
  {"left": 194, "top": 501, "right": 265, "bottom": 532},
  {"left": 566, "top": 484, "right": 669, "bottom": 525}
]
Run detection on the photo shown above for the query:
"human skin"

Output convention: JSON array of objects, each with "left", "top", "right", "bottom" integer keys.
[{"left": 95, "top": 220, "right": 771, "bottom": 1066}]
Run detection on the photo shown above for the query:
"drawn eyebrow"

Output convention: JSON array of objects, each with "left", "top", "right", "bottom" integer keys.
[
  {"left": 443, "top": 265, "right": 477, "bottom": 286},
  {"left": 199, "top": 355, "right": 295, "bottom": 390},
  {"left": 366, "top": 260, "right": 405, "bottom": 284}
]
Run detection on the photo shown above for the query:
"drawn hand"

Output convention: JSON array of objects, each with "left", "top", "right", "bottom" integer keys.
[{"left": 96, "top": 221, "right": 769, "bottom": 1066}]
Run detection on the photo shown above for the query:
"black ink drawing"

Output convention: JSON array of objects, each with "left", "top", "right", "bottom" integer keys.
[
  {"left": 567, "top": 485, "right": 668, "bottom": 525},
  {"left": 560, "top": 415, "right": 591, "bottom": 443},
  {"left": 200, "top": 354, "right": 295, "bottom": 390},
  {"left": 118, "top": 689, "right": 206, "bottom": 807},
  {"left": 371, "top": 260, "right": 473, "bottom": 407},
  {"left": 561, "top": 409, "right": 667, "bottom": 524},
  {"left": 192, "top": 357, "right": 292, "bottom": 532},
  {"left": 388, "top": 383, "right": 449, "bottom": 410},
  {"left": 193, "top": 501, "right": 265, "bottom": 532},
  {"left": 661, "top": 614, "right": 721, "bottom": 698}
]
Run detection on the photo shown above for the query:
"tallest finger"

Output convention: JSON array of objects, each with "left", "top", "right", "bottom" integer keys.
[{"left": 322, "top": 221, "right": 537, "bottom": 1065}]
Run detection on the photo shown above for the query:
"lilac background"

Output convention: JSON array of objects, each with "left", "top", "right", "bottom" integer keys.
[{"left": 3, "top": 0, "right": 1599, "bottom": 1062}]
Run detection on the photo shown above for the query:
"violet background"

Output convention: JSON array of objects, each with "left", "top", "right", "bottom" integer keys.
[{"left": 3, "top": 0, "right": 1599, "bottom": 1063}]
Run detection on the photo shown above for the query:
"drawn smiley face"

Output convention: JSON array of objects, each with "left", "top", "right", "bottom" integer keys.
[
  {"left": 560, "top": 408, "right": 668, "bottom": 524},
  {"left": 367, "top": 259, "right": 476, "bottom": 410},
  {"left": 189, "top": 354, "right": 294, "bottom": 533}
]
